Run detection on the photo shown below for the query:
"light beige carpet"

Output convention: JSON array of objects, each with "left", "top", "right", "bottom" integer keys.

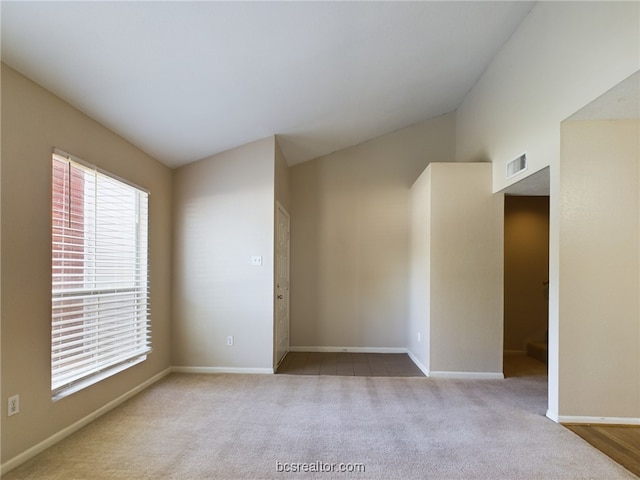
[{"left": 3, "top": 363, "right": 637, "bottom": 479}]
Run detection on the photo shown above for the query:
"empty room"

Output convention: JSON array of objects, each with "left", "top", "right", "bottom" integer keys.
[{"left": 1, "top": 1, "right": 639, "bottom": 479}]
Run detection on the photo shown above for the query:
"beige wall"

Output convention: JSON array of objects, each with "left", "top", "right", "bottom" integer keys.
[
  {"left": 172, "top": 137, "right": 276, "bottom": 371},
  {"left": 456, "top": 1, "right": 640, "bottom": 192},
  {"left": 289, "top": 114, "right": 455, "bottom": 349},
  {"left": 409, "top": 163, "right": 503, "bottom": 375},
  {"left": 1, "top": 64, "right": 173, "bottom": 463},
  {"left": 503, "top": 196, "right": 550, "bottom": 351},
  {"left": 557, "top": 119, "right": 639, "bottom": 421},
  {"left": 408, "top": 166, "right": 432, "bottom": 370},
  {"left": 454, "top": 0, "right": 639, "bottom": 422}
]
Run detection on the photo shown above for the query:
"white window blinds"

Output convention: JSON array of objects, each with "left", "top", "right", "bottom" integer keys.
[{"left": 51, "top": 151, "right": 150, "bottom": 399}]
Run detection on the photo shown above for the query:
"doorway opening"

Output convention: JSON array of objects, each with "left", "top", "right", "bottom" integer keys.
[{"left": 501, "top": 168, "right": 550, "bottom": 378}]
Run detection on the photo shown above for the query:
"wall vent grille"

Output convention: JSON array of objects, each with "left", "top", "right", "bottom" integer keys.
[{"left": 506, "top": 153, "right": 527, "bottom": 179}]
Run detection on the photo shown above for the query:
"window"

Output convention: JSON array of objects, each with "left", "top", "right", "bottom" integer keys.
[{"left": 51, "top": 150, "right": 150, "bottom": 399}]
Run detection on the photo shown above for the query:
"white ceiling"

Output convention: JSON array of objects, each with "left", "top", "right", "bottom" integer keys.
[{"left": 1, "top": 1, "right": 534, "bottom": 168}]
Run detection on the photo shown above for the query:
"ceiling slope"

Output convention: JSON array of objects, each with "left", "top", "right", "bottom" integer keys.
[{"left": 1, "top": 1, "right": 534, "bottom": 168}]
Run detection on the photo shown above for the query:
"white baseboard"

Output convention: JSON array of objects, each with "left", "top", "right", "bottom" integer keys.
[
  {"left": 1, "top": 367, "right": 172, "bottom": 476},
  {"left": 172, "top": 366, "right": 274, "bottom": 374},
  {"left": 289, "top": 346, "right": 407, "bottom": 354},
  {"left": 406, "top": 350, "right": 429, "bottom": 377},
  {"left": 546, "top": 410, "right": 560, "bottom": 423},
  {"left": 428, "top": 371, "right": 504, "bottom": 380},
  {"left": 556, "top": 415, "right": 640, "bottom": 425}
]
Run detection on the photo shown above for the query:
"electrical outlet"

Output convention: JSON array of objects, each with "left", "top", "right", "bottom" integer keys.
[
  {"left": 251, "top": 256, "right": 263, "bottom": 266},
  {"left": 8, "top": 395, "right": 19, "bottom": 416},
  {"left": 226, "top": 336, "right": 234, "bottom": 346}
]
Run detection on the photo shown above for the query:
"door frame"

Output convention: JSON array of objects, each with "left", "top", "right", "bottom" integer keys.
[{"left": 274, "top": 201, "right": 290, "bottom": 369}]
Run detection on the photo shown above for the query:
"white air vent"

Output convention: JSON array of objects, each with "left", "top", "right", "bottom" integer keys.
[{"left": 506, "top": 153, "right": 527, "bottom": 179}]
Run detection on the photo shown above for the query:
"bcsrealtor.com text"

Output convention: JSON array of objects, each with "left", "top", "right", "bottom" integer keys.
[{"left": 276, "top": 461, "right": 365, "bottom": 474}]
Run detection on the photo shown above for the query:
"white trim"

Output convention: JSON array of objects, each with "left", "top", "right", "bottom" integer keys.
[
  {"left": 274, "top": 201, "right": 291, "bottom": 371},
  {"left": 546, "top": 410, "right": 560, "bottom": 423},
  {"left": 428, "top": 371, "right": 505, "bottom": 380},
  {"left": 172, "top": 366, "right": 274, "bottom": 375},
  {"left": 557, "top": 415, "right": 640, "bottom": 425},
  {"left": 406, "top": 350, "right": 429, "bottom": 377},
  {"left": 53, "top": 356, "right": 147, "bottom": 402},
  {"left": 53, "top": 148, "right": 149, "bottom": 194},
  {"left": 289, "top": 346, "right": 407, "bottom": 354},
  {"left": 1, "top": 368, "right": 172, "bottom": 476}
]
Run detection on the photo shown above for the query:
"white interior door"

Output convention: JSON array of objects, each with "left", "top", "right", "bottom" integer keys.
[{"left": 275, "top": 203, "right": 290, "bottom": 366}]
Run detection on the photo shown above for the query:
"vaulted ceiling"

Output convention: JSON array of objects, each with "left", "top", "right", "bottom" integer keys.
[{"left": 1, "top": 1, "right": 534, "bottom": 168}]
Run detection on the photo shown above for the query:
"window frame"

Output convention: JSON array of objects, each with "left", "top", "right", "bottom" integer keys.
[{"left": 51, "top": 149, "right": 151, "bottom": 400}]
